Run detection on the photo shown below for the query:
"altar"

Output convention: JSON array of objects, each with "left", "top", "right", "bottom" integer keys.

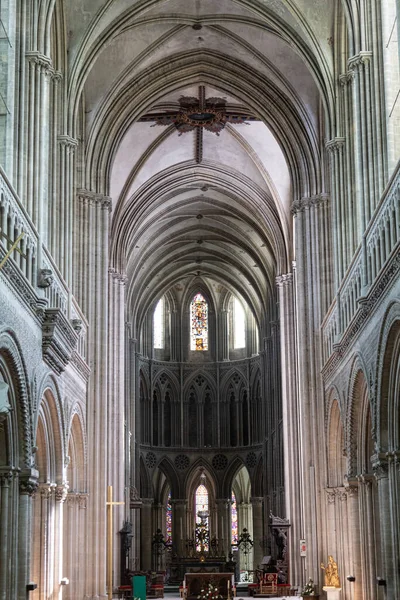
[{"left": 184, "top": 572, "right": 234, "bottom": 600}]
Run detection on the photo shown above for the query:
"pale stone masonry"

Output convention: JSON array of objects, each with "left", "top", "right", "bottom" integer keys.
[{"left": 0, "top": 2, "right": 400, "bottom": 600}]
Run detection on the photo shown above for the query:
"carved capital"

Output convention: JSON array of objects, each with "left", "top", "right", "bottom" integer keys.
[
  {"left": 51, "top": 70, "right": 63, "bottom": 83},
  {"left": 19, "top": 470, "right": 39, "bottom": 496},
  {"left": 326, "top": 489, "right": 336, "bottom": 504},
  {"left": 55, "top": 482, "right": 69, "bottom": 503},
  {"left": 325, "top": 138, "right": 346, "bottom": 154},
  {"left": 276, "top": 273, "right": 292, "bottom": 287},
  {"left": 339, "top": 72, "right": 355, "bottom": 87},
  {"left": 291, "top": 194, "right": 329, "bottom": 215},
  {"left": 0, "top": 470, "right": 14, "bottom": 487},
  {"left": 25, "top": 51, "right": 53, "bottom": 75},
  {"left": 109, "top": 268, "right": 127, "bottom": 284},
  {"left": 78, "top": 493, "right": 88, "bottom": 509},
  {"left": 77, "top": 189, "right": 112, "bottom": 212},
  {"left": 348, "top": 51, "right": 373, "bottom": 71},
  {"left": 39, "top": 483, "right": 54, "bottom": 499},
  {"left": 371, "top": 453, "right": 389, "bottom": 481},
  {"left": 58, "top": 135, "right": 78, "bottom": 151}
]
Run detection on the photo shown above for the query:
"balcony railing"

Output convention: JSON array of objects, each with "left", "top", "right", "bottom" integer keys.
[
  {"left": 0, "top": 165, "right": 88, "bottom": 367},
  {"left": 322, "top": 160, "right": 400, "bottom": 363},
  {"left": 0, "top": 166, "right": 39, "bottom": 286}
]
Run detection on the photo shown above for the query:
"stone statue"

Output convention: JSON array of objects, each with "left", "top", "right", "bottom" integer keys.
[{"left": 321, "top": 555, "right": 340, "bottom": 587}]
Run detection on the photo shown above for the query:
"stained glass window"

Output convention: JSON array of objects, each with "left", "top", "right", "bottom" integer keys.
[
  {"left": 231, "top": 492, "right": 238, "bottom": 544},
  {"left": 190, "top": 293, "right": 208, "bottom": 351},
  {"left": 153, "top": 298, "right": 164, "bottom": 349},
  {"left": 234, "top": 297, "right": 245, "bottom": 349},
  {"left": 195, "top": 484, "right": 209, "bottom": 551},
  {"left": 166, "top": 491, "right": 172, "bottom": 543}
]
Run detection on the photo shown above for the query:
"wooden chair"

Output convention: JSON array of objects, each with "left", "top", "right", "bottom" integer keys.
[{"left": 259, "top": 573, "right": 278, "bottom": 596}]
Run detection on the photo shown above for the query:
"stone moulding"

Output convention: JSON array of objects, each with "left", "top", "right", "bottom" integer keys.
[
  {"left": 322, "top": 247, "right": 400, "bottom": 383},
  {"left": 42, "top": 308, "right": 79, "bottom": 375}
]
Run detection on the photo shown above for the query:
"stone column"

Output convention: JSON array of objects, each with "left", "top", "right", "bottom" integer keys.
[
  {"left": 276, "top": 273, "right": 302, "bottom": 586},
  {"left": 372, "top": 454, "right": 393, "bottom": 597},
  {"left": 0, "top": 471, "right": 13, "bottom": 599},
  {"left": 344, "top": 482, "right": 362, "bottom": 600},
  {"left": 77, "top": 190, "right": 112, "bottom": 600},
  {"left": 108, "top": 268, "right": 127, "bottom": 587},
  {"left": 357, "top": 477, "right": 377, "bottom": 600},
  {"left": 251, "top": 497, "right": 263, "bottom": 570},
  {"left": 291, "top": 195, "right": 330, "bottom": 588},
  {"left": 18, "top": 470, "right": 39, "bottom": 600},
  {"left": 216, "top": 499, "right": 231, "bottom": 556},
  {"left": 141, "top": 499, "right": 153, "bottom": 570},
  {"left": 54, "top": 484, "right": 68, "bottom": 600},
  {"left": 172, "top": 500, "right": 187, "bottom": 556}
]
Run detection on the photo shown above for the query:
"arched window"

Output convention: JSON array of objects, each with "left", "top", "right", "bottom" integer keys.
[
  {"left": 153, "top": 298, "right": 164, "bottom": 349},
  {"left": 231, "top": 492, "right": 238, "bottom": 544},
  {"left": 166, "top": 491, "right": 172, "bottom": 543},
  {"left": 233, "top": 297, "right": 245, "bottom": 349},
  {"left": 195, "top": 483, "right": 209, "bottom": 551},
  {"left": 195, "top": 484, "right": 209, "bottom": 520},
  {"left": 190, "top": 293, "right": 208, "bottom": 351}
]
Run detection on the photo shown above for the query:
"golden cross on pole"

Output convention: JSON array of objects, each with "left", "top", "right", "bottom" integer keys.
[
  {"left": 106, "top": 485, "right": 125, "bottom": 600},
  {"left": 0, "top": 231, "right": 25, "bottom": 270}
]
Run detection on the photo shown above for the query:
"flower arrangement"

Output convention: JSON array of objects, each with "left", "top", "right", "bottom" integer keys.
[
  {"left": 198, "top": 582, "right": 223, "bottom": 600},
  {"left": 301, "top": 578, "right": 317, "bottom": 596}
]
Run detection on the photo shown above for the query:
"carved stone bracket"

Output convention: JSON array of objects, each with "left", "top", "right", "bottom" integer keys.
[
  {"left": 130, "top": 485, "right": 143, "bottom": 509},
  {"left": 42, "top": 308, "right": 79, "bottom": 374},
  {"left": 37, "top": 268, "right": 54, "bottom": 288},
  {"left": 19, "top": 469, "right": 39, "bottom": 496}
]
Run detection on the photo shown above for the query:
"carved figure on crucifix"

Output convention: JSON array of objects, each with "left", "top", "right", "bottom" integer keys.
[{"left": 140, "top": 86, "right": 259, "bottom": 163}]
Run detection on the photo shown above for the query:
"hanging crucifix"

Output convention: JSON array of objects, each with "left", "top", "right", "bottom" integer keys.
[
  {"left": 0, "top": 231, "right": 25, "bottom": 270},
  {"left": 139, "top": 86, "right": 259, "bottom": 163}
]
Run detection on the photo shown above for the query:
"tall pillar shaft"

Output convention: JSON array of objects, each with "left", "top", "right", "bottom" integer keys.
[
  {"left": 141, "top": 500, "right": 153, "bottom": 571},
  {"left": 251, "top": 497, "right": 263, "bottom": 570}
]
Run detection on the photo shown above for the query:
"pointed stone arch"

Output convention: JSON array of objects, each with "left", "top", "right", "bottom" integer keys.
[
  {"left": 0, "top": 329, "right": 31, "bottom": 467},
  {"left": 375, "top": 301, "right": 400, "bottom": 450},
  {"left": 327, "top": 398, "right": 346, "bottom": 488},
  {"left": 346, "top": 357, "right": 370, "bottom": 477}
]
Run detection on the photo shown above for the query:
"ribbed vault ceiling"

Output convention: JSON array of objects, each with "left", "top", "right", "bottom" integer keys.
[{"left": 72, "top": 0, "right": 335, "bottom": 336}]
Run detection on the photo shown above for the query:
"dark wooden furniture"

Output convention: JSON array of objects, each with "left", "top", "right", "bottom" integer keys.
[{"left": 184, "top": 572, "right": 234, "bottom": 600}]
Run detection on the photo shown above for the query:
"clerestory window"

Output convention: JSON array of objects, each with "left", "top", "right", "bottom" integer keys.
[
  {"left": 153, "top": 298, "right": 164, "bottom": 349},
  {"left": 190, "top": 293, "right": 208, "bottom": 351}
]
